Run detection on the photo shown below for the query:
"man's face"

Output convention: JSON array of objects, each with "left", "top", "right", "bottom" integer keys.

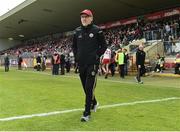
[
  {"left": 118, "top": 49, "right": 122, "bottom": 53},
  {"left": 81, "top": 14, "right": 93, "bottom": 26},
  {"left": 139, "top": 46, "right": 144, "bottom": 51},
  {"left": 123, "top": 49, "right": 127, "bottom": 53}
]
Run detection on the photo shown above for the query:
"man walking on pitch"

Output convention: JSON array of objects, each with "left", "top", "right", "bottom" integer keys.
[
  {"left": 135, "top": 44, "right": 146, "bottom": 84},
  {"left": 72, "top": 9, "right": 107, "bottom": 122}
]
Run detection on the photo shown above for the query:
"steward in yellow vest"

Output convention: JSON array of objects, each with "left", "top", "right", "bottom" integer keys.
[{"left": 115, "top": 48, "right": 125, "bottom": 78}]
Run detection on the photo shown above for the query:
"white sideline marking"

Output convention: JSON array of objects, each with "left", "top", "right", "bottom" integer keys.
[
  {"left": 0, "top": 97, "right": 179, "bottom": 122},
  {"left": 18, "top": 70, "right": 180, "bottom": 89}
]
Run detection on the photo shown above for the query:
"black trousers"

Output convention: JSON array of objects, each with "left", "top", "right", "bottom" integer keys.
[
  {"left": 75, "top": 63, "right": 79, "bottom": 73},
  {"left": 60, "top": 63, "right": 65, "bottom": 75},
  {"left": 42, "top": 63, "right": 46, "bottom": 71},
  {"left": 109, "top": 63, "right": 116, "bottom": 76},
  {"left": 52, "top": 64, "right": 59, "bottom": 75},
  {"left": 37, "top": 64, "right": 41, "bottom": 71},
  {"left": 119, "top": 64, "right": 125, "bottom": 78},
  {"left": 5, "top": 65, "right": 9, "bottom": 72},
  {"left": 18, "top": 63, "right": 22, "bottom": 70},
  {"left": 175, "top": 63, "right": 180, "bottom": 74},
  {"left": 65, "top": 62, "right": 71, "bottom": 73},
  {"left": 154, "top": 64, "right": 163, "bottom": 72},
  {"left": 136, "top": 65, "right": 146, "bottom": 82},
  {"left": 79, "top": 64, "right": 98, "bottom": 116}
]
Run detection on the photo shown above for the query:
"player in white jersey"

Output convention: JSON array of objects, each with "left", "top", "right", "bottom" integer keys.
[{"left": 102, "top": 47, "right": 111, "bottom": 79}]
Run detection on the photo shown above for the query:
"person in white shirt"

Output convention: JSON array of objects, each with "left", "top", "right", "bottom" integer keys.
[
  {"left": 102, "top": 47, "right": 111, "bottom": 79},
  {"left": 165, "top": 23, "right": 171, "bottom": 34}
]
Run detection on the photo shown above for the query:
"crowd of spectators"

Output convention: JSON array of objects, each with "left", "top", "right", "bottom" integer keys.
[
  {"left": 104, "top": 16, "right": 180, "bottom": 46},
  {"left": 0, "top": 35, "right": 73, "bottom": 57},
  {"left": 1, "top": 15, "right": 180, "bottom": 57}
]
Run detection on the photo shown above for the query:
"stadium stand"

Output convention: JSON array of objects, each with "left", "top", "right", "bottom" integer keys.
[{"left": 0, "top": 7, "right": 180, "bottom": 75}]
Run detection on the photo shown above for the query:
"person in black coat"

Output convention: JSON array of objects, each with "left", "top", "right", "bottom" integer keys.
[
  {"left": 4, "top": 53, "right": 10, "bottom": 72},
  {"left": 42, "top": 55, "right": 47, "bottom": 71},
  {"left": 36, "top": 54, "right": 42, "bottom": 71},
  {"left": 65, "top": 54, "right": 71, "bottom": 73},
  {"left": 60, "top": 53, "right": 65, "bottom": 75},
  {"left": 123, "top": 48, "right": 129, "bottom": 76},
  {"left": 135, "top": 45, "right": 146, "bottom": 84},
  {"left": 72, "top": 9, "right": 107, "bottom": 122}
]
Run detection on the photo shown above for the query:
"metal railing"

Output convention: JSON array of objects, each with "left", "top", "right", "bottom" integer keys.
[
  {"left": 163, "top": 40, "right": 180, "bottom": 56},
  {"left": 143, "top": 29, "right": 164, "bottom": 41}
]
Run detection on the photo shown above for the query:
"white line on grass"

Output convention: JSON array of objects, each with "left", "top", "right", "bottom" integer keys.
[
  {"left": 18, "top": 70, "right": 180, "bottom": 89},
  {"left": 0, "top": 97, "right": 180, "bottom": 122}
]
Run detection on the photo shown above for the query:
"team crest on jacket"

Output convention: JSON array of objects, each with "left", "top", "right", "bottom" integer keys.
[
  {"left": 91, "top": 71, "right": 95, "bottom": 76},
  {"left": 78, "top": 34, "right": 82, "bottom": 38},
  {"left": 89, "top": 33, "right": 94, "bottom": 38}
]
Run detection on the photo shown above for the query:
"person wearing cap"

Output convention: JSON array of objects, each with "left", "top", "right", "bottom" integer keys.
[
  {"left": 72, "top": 9, "right": 107, "bottom": 122},
  {"left": 135, "top": 44, "right": 146, "bottom": 84}
]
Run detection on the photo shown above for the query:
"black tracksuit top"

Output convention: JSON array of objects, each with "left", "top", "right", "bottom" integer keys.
[
  {"left": 136, "top": 49, "right": 146, "bottom": 66},
  {"left": 72, "top": 24, "right": 107, "bottom": 66}
]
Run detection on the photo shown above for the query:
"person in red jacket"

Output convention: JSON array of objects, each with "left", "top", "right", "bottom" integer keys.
[{"left": 51, "top": 52, "right": 60, "bottom": 75}]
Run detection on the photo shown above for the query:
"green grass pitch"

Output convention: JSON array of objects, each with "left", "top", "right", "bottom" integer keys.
[{"left": 0, "top": 67, "right": 180, "bottom": 131}]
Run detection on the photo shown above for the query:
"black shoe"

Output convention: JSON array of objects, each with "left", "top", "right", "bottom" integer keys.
[
  {"left": 105, "top": 74, "right": 108, "bottom": 79},
  {"left": 105, "top": 72, "right": 109, "bottom": 79}
]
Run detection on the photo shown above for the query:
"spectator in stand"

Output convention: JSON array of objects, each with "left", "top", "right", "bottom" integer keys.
[
  {"left": 165, "top": 22, "right": 171, "bottom": 35},
  {"left": 1, "top": 15, "right": 180, "bottom": 66},
  {"left": 164, "top": 33, "right": 170, "bottom": 54}
]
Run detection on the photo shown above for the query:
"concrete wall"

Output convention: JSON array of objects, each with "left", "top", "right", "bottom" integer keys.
[
  {"left": 0, "top": 39, "right": 21, "bottom": 51},
  {"left": 145, "top": 41, "right": 164, "bottom": 61}
]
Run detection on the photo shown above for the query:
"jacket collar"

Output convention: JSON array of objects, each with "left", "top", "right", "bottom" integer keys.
[{"left": 81, "top": 23, "right": 93, "bottom": 30}]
